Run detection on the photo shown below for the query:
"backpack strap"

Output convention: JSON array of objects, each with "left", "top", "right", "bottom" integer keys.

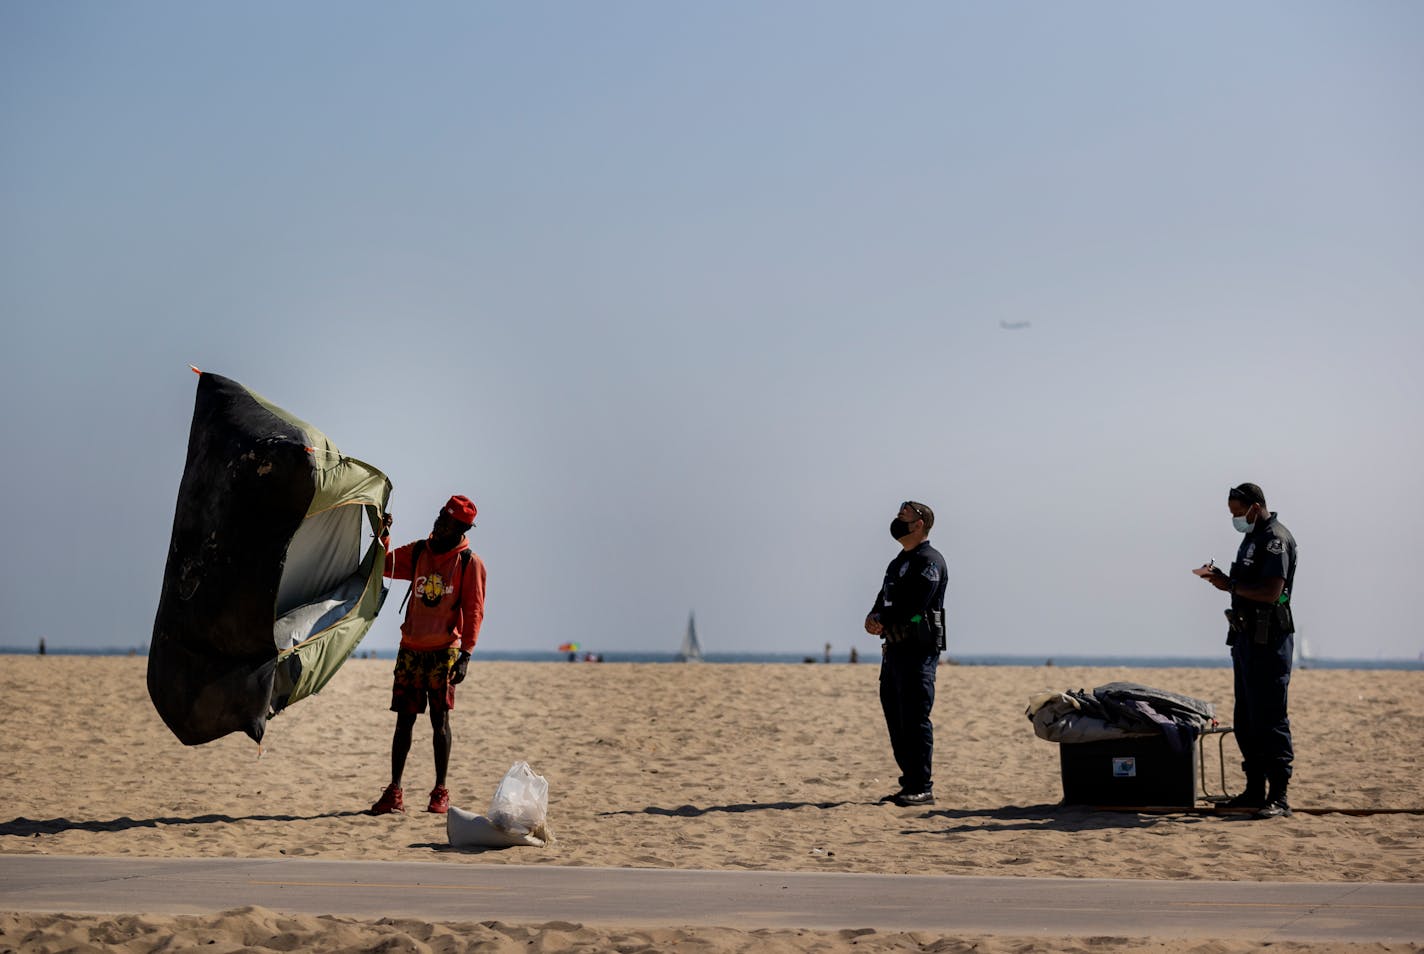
[
  {"left": 455, "top": 549, "right": 473, "bottom": 640},
  {"left": 397, "top": 539, "right": 427, "bottom": 615}
]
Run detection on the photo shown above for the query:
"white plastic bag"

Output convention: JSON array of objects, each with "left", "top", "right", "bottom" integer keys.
[
  {"left": 488, "top": 761, "right": 549, "bottom": 837},
  {"left": 446, "top": 761, "right": 551, "bottom": 849}
]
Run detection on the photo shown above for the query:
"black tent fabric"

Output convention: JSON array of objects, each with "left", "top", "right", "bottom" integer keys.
[{"left": 148, "top": 372, "right": 389, "bottom": 745}]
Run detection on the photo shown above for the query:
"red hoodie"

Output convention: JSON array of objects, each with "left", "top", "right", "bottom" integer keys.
[{"left": 384, "top": 537, "right": 486, "bottom": 653}]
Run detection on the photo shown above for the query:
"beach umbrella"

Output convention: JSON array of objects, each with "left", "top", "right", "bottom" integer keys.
[{"left": 558, "top": 642, "right": 580, "bottom": 652}]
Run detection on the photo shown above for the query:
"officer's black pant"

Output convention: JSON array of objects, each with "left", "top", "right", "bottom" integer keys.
[
  {"left": 1231, "top": 632, "right": 1294, "bottom": 785},
  {"left": 879, "top": 642, "right": 939, "bottom": 794}
]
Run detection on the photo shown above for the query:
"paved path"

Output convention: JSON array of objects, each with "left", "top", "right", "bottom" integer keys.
[{"left": 1, "top": 855, "right": 1421, "bottom": 942}]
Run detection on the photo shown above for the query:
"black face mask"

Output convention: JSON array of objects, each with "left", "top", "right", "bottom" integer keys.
[
  {"left": 429, "top": 522, "right": 469, "bottom": 554},
  {"left": 890, "top": 518, "right": 912, "bottom": 540}
]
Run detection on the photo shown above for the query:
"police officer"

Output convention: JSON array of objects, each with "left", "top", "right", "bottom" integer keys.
[
  {"left": 864, "top": 500, "right": 948, "bottom": 807},
  {"left": 1198, "top": 482, "right": 1297, "bottom": 819}
]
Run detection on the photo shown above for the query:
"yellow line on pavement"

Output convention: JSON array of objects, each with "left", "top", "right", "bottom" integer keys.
[
  {"left": 1168, "top": 901, "right": 1420, "bottom": 911},
  {"left": 248, "top": 880, "right": 502, "bottom": 892}
]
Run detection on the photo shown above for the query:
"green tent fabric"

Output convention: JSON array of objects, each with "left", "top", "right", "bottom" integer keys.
[
  {"left": 149, "top": 371, "right": 392, "bottom": 745},
  {"left": 268, "top": 454, "right": 391, "bottom": 718}
]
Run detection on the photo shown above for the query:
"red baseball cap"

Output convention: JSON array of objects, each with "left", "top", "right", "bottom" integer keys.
[{"left": 443, "top": 494, "right": 477, "bottom": 526}]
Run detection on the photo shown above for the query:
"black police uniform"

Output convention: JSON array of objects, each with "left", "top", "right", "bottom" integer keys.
[
  {"left": 869, "top": 540, "right": 948, "bottom": 797},
  {"left": 1227, "top": 512, "right": 1298, "bottom": 792}
]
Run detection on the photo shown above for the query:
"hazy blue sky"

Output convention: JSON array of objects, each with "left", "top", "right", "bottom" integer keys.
[{"left": 3, "top": 2, "right": 1421, "bottom": 659}]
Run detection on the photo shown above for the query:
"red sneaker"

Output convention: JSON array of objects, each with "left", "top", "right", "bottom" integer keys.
[
  {"left": 371, "top": 784, "right": 404, "bottom": 815},
  {"left": 426, "top": 785, "right": 450, "bottom": 814}
]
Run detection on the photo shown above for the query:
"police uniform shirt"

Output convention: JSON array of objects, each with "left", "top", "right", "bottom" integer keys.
[
  {"left": 871, "top": 540, "right": 948, "bottom": 627},
  {"left": 1229, "top": 512, "right": 1297, "bottom": 613}
]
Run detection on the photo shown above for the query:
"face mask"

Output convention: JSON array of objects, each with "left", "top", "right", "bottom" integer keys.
[
  {"left": 1232, "top": 513, "right": 1255, "bottom": 533},
  {"left": 890, "top": 518, "right": 912, "bottom": 540}
]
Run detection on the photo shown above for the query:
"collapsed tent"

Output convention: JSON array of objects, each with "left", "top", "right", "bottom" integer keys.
[
  {"left": 1026, "top": 682, "right": 1216, "bottom": 752},
  {"left": 149, "top": 371, "right": 391, "bottom": 745}
]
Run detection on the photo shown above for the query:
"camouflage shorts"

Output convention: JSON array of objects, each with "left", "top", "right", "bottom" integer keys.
[{"left": 390, "top": 646, "right": 461, "bottom": 713}]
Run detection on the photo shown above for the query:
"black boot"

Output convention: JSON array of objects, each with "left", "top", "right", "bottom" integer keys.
[
  {"left": 1255, "top": 779, "right": 1291, "bottom": 819},
  {"left": 1224, "top": 779, "right": 1266, "bottom": 810}
]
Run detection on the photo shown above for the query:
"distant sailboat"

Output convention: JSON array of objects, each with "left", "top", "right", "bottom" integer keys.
[
  {"left": 1294, "top": 635, "right": 1313, "bottom": 670},
  {"left": 676, "top": 612, "right": 704, "bottom": 663}
]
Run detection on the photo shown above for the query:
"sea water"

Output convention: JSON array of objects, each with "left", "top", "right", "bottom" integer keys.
[{"left": 3, "top": 645, "right": 1420, "bottom": 669}]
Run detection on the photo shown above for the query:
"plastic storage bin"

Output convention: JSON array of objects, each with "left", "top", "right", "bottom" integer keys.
[{"left": 1059, "top": 734, "right": 1198, "bottom": 807}]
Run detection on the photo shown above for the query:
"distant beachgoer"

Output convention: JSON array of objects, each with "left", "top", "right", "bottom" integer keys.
[
  {"left": 864, "top": 500, "right": 947, "bottom": 807},
  {"left": 371, "top": 495, "right": 487, "bottom": 816},
  {"left": 849, "top": 646, "right": 859, "bottom": 664},
  {"left": 824, "top": 642, "right": 832, "bottom": 664},
  {"left": 37, "top": 638, "right": 45, "bottom": 656},
  {"left": 1197, "top": 482, "right": 1297, "bottom": 819}
]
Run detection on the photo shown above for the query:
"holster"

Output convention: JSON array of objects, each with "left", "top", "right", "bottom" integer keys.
[{"left": 1227, "top": 604, "right": 1292, "bottom": 645}]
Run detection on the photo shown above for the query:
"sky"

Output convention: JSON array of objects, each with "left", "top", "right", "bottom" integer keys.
[{"left": 2, "top": 2, "right": 1421, "bottom": 660}]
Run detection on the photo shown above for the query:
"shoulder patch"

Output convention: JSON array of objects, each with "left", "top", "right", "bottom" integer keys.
[
  {"left": 922, "top": 564, "right": 941, "bottom": 582},
  {"left": 1266, "top": 538, "right": 1286, "bottom": 554}
]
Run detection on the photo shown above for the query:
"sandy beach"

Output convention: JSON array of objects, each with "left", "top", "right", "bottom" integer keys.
[{"left": 2, "top": 656, "right": 1420, "bottom": 951}]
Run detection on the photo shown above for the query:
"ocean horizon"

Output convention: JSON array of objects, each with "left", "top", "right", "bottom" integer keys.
[{"left": 4, "top": 645, "right": 1421, "bottom": 670}]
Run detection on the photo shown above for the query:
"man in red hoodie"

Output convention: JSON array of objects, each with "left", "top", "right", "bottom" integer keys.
[{"left": 371, "top": 494, "right": 487, "bottom": 815}]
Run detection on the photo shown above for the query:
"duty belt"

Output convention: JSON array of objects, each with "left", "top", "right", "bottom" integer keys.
[
  {"left": 883, "top": 610, "right": 946, "bottom": 650},
  {"left": 881, "top": 626, "right": 923, "bottom": 645}
]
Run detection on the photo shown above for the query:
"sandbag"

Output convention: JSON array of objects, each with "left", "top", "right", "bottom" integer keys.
[
  {"left": 446, "top": 761, "right": 551, "bottom": 849},
  {"left": 446, "top": 806, "right": 546, "bottom": 849}
]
